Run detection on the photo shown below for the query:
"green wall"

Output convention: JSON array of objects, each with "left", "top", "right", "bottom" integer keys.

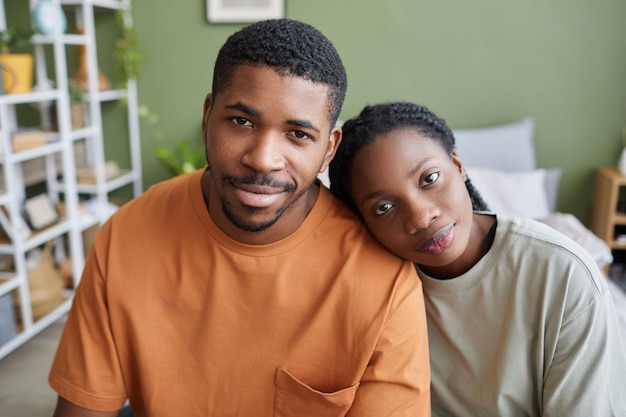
[
  {"left": 133, "top": 0, "right": 626, "bottom": 225},
  {"left": 9, "top": 1, "right": 626, "bottom": 224}
]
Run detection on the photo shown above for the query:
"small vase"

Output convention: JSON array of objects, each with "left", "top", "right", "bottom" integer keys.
[
  {"left": 71, "top": 28, "right": 110, "bottom": 92},
  {"left": 619, "top": 147, "right": 626, "bottom": 175}
]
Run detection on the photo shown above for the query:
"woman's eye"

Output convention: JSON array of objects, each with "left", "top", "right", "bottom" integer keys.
[
  {"left": 289, "top": 130, "right": 311, "bottom": 140},
  {"left": 374, "top": 202, "right": 394, "bottom": 216},
  {"left": 232, "top": 117, "right": 252, "bottom": 127},
  {"left": 423, "top": 171, "right": 440, "bottom": 186}
]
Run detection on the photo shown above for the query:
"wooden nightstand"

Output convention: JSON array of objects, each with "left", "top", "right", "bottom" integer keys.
[{"left": 591, "top": 167, "right": 626, "bottom": 261}]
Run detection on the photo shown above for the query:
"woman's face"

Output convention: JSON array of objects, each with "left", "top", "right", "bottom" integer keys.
[{"left": 349, "top": 129, "right": 476, "bottom": 277}]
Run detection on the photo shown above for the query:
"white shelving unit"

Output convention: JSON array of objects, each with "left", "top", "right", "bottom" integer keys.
[{"left": 0, "top": 0, "right": 142, "bottom": 359}]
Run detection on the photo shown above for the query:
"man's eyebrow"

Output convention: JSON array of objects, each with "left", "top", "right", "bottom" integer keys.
[
  {"left": 225, "top": 102, "right": 320, "bottom": 133},
  {"left": 287, "top": 119, "right": 320, "bottom": 133},
  {"left": 225, "top": 102, "right": 259, "bottom": 116}
]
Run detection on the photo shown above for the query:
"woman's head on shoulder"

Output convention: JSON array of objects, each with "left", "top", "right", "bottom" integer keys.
[{"left": 329, "top": 101, "right": 491, "bottom": 277}]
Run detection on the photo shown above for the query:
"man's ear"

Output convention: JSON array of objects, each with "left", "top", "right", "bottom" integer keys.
[
  {"left": 202, "top": 93, "right": 213, "bottom": 145},
  {"left": 319, "top": 125, "right": 342, "bottom": 174}
]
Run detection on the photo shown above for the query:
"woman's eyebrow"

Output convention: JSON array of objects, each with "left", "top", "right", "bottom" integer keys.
[{"left": 408, "top": 157, "right": 433, "bottom": 179}]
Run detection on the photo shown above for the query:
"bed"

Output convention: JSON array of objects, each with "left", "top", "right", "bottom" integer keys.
[{"left": 453, "top": 117, "right": 626, "bottom": 348}]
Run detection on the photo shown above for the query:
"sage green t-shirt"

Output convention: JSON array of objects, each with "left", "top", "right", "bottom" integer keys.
[{"left": 419, "top": 214, "right": 626, "bottom": 417}]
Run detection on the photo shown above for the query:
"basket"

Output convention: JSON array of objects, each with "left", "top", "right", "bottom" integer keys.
[{"left": 14, "top": 241, "right": 66, "bottom": 321}]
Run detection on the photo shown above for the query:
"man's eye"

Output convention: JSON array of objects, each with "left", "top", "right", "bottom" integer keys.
[
  {"left": 374, "top": 202, "right": 394, "bottom": 216},
  {"left": 424, "top": 171, "right": 440, "bottom": 186},
  {"left": 289, "top": 130, "right": 311, "bottom": 140},
  {"left": 232, "top": 117, "right": 252, "bottom": 126}
]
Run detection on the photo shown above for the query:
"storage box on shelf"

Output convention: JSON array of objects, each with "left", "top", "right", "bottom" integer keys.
[{"left": 0, "top": 0, "right": 141, "bottom": 360}]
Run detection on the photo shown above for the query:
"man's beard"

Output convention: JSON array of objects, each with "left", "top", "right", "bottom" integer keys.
[
  {"left": 221, "top": 199, "right": 283, "bottom": 232},
  {"left": 220, "top": 173, "right": 309, "bottom": 233}
]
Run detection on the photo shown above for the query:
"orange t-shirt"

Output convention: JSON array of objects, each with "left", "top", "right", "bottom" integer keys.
[{"left": 49, "top": 170, "right": 430, "bottom": 416}]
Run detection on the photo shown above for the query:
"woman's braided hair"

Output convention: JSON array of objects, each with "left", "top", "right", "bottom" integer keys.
[{"left": 329, "top": 101, "right": 489, "bottom": 215}]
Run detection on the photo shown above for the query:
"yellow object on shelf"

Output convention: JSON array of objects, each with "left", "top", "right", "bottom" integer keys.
[{"left": 0, "top": 53, "right": 34, "bottom": 94}]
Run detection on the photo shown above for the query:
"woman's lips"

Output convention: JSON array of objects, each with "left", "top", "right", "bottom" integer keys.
[{"left": 417, "top": 224, "right": 455, "bottom": 255}]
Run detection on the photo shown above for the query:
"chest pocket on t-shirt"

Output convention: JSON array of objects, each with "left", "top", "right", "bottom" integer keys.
[{"left": 274, "top": 367, "right": 359, "bottom": 417}]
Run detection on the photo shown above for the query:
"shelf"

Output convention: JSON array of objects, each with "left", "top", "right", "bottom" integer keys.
[
  {"left": 592, "top": 167, "right": 626, "bottom": 261},
  {"left": 613, "top": 213, "right": 626, "bottom": 226},
  {"left": 31, "top": 33, "right": 88, "bottom": 46},
  {"left": 0, "top": 89, "right": 61, "bottom": 105},
  {"left": 70, "top": 125, "right": 99, "bottom": 141},
  {"left": 87, "top": 89, "right": 127, "bottom": 102},
  {"left": 0, "top": 297, "right": 72, "bottom": 360},
  {"left": 61, "top": 0, "right": 123, "bottom": 10},
  {"left": 73, "top": 169, "right": 137, "bottom": 193},
  {"left": 0, "top": 218, "right": 73, "bottom": 254},
  {"left": 0, "top": 275, "right": 20, "bottom": 298},
  {"left": 0, "top": 0, "right": 141, "bottom": 361},
  {"left": 609, "top": 241, "right": 626, "bottom": 250},
  {"left": 0, "top": 140, "right": 63, "bottom": 164}
]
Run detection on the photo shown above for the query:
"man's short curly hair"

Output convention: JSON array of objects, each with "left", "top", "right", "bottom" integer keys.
[{"left": 212, "top": 19, "right": 347, "bottom": 127}]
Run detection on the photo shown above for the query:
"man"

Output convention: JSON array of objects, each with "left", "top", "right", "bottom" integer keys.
[{"left": 49, "top": 19, "right": 430, "bottom": 417}]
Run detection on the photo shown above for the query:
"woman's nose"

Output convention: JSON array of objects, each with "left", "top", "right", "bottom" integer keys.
[{"left": 403, "top": 203, "right": 439, "bottom": 234}]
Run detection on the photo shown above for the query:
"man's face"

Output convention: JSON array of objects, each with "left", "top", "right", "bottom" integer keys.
[{"left": 202, "top": 64, "right": 342, "bottom": 244}]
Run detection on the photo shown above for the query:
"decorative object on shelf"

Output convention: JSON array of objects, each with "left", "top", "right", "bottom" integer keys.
[
  {"left": 20, "top": 241, "right": 67, "bottom": 321},
  {"left": 31, "top": 0, "right": 67, "bottom": 36},
  {"left": 77, "top": 161, "right": 121, "bottom": 184},
  {"left": 71, "top": 27, "right": 110, "bottom": 92},
  {"left": 0, "top": 26, "right": 35, "bottom": 94},
  {"left": 11, "top": 129, "right": 47, "bottom": 152},
  {"left": 23, "top": 193, "right": 60, "bottom": 230},
  {"left": 206, "top": 0, "right": 284, "bottom": 23},
  {"left": 50, "top": 80, "right": 87, "bottom": 130}
]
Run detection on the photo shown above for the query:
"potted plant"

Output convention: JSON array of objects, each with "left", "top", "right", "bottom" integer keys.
[
  {"left": 0, "top": 26, "right": 35, "bottom": 94},
  {"left": 154, "top": 139, "right": 205, "bottom": 177}
]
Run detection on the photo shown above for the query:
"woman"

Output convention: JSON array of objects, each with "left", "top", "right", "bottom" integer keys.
[{"left": 329, "top": 101, "right": 626, "bottom": 416}]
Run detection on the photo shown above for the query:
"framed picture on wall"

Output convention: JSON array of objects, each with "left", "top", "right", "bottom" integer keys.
[{"left": 206, "top": 0, "right": 284, "bottom": 23}]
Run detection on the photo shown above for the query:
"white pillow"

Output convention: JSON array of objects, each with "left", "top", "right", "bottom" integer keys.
[
  {"left": 466, "top": 167, "right": 551, "bottom": 219},
  {"left": 454, "top": 117, "right": 536, "bottom": 171}
]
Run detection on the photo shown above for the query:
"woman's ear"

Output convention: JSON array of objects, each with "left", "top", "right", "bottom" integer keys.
[{"left": 451, "top": 152, "right": 467, "bottom": 181}]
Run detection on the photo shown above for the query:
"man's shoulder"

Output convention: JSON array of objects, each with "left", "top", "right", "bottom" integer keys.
[
  {"left": 108, "top": 172, "right": 199, "bottom": 229},
  {"left": 319, "top": 189, "right": 410, "bottom": 266}
]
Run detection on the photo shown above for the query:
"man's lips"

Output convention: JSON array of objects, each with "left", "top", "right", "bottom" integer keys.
[
  {"left": 417, "top": 224, "right": 455, "bottom": 255},
  {"left": 232, "top": 183, "right": 285, "bottom": 208}
]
